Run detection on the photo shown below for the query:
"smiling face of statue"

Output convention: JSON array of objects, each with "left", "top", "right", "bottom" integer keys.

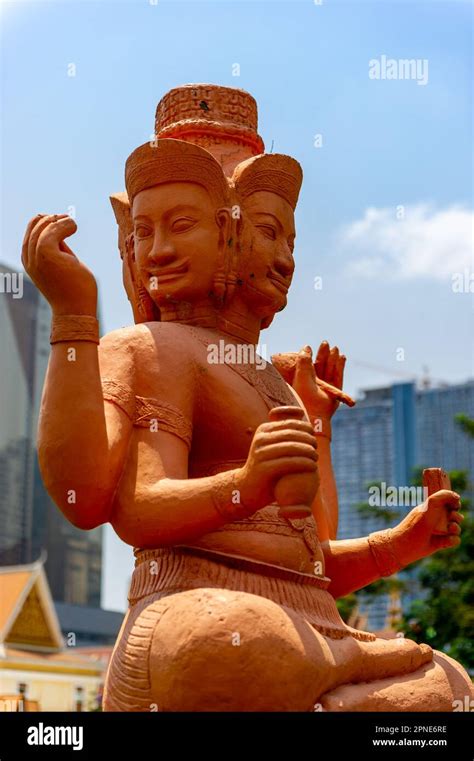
[
  {"left": 236, "top": 190, "right": 296, "bottom": 321},
  {"left": 132, "top": 182, "right": 225, "bottom": 309}
]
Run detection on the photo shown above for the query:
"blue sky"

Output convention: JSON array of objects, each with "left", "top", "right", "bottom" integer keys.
[{"left": 1, "top": 0, "right": 472, "bottom": 611}]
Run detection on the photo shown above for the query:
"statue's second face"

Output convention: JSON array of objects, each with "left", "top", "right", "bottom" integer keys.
[
  {"left": 132, "top": 182, "right": 223, "bottom": 307},
  {"left": 237, "top": 190, "right": 295, "bottom": 320}
]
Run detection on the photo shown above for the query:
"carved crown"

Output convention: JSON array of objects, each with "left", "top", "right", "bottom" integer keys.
[{"left": 155, "top": 84, "right": 265, "bottom": 175}]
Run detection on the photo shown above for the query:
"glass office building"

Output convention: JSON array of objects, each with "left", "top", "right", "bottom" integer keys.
[
  {"left": 0, "top": 263, "right": 102, "bottom": 606},
  {"left": 332, "top": 380, "right": 474, "bottom": 630}
]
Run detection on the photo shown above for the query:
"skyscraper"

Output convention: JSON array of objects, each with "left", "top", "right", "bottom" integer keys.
[
  {"left": 0, "top": 263, "right": 102, "bottom": 605},
  {"left": 332, "top": 380, "right": 474, "bottom": 629}
]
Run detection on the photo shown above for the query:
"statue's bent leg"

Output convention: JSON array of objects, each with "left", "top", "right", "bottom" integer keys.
[
  {"left": 104, "top": 585, "right": 360, "bottom": 711},
  {"left": 103, "top": 585, "right": 436, "bottom": 712},
  {"left": 319, "top": 651, "right": 474, "bottom": 712},
  {"left": 146, "top": 587, "right": 331, "bottom": 711}
]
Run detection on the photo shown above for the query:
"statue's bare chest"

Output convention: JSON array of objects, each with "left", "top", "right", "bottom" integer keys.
[{"left": 190, "top": 346, "right": 298, "bottom": 475}]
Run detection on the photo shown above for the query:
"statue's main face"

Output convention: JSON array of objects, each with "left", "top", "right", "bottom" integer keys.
[
  {"left": 237, "top": 190, "right": 295, "bottom": 319},
  {"left": 132, "top": 182, "right": 222, "bottom": 307}
]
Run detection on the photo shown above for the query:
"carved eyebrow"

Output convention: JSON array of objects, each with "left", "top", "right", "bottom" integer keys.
[
  {"left": 251, "top": 211, "right": 295, "bottom": 238},
  {"left": 133, "top": 205, "right": 202, "bottom": 223},
  {"left": 162, "top": 204, "right": 202, "bottom": 218},
  {"left": 250, "top": 212, "right": 283, "bottom": 231},
  {"left": 133, "top": 215, "right": 153, "bottom": 223},
  {"left": 251, "top": 212, "right": 280, "bottom": 223}
]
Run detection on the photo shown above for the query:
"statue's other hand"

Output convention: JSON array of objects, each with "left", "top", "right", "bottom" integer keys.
[
  {"left": 293, "top": 343, "right": 346, "bottom": 421},
  {"left": 21, "top": 214, "right": 97, "bottom": 315},
  {"left": 236, "top": 414, "right": 318, "bottom": 514},
  {"left": 314, "top": 340, "right": 346, "bottom": 391},
  {"left": 392, "top": 489, "right": 464, "bottom": 566}
]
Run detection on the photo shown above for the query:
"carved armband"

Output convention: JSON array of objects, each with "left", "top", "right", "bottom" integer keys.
[
  {"left": 50, "top": 315, "right": 99, "bottom": 345},
  {"left": 101, "top": 378, "right": 192, "bottom": 448},
  {"left": 134, "top": 397, "right": 192, "bottom": 448},
  {"left": 102, "top": 379, "right": 136, "bottom": 422},
  {"left": 368, "top": 529, "right": 402, "bottom": 578}
]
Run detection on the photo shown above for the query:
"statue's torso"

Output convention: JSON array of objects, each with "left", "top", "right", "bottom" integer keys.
[{"left": 114, "top": 323, "right": 324, "bottom": 577}]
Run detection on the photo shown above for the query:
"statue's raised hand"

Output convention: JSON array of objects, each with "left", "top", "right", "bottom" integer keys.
[
  {"left": 21, "top": 214, "right": 97, "bottom": 315},
  {"left": 292, "top": 343, "right": 348, "bottom": 421}
]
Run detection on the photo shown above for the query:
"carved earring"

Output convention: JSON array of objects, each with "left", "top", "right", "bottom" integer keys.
[
  {"left": 222, "top": 211, "right": 242, "bottom": 304},
  {"left": 126, "top": 234, "right": 160, "bottom": 322},
  {"left": 211, "top": 209, "right": 233, "bottom": 307}
]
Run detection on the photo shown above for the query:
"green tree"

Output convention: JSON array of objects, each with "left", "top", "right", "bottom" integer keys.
[{"left": 399, "top": 450, "right": 474, "bottom": 671}]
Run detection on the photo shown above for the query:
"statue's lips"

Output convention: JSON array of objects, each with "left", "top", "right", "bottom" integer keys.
[
  {"left": 267, "top": 273, "right": 290, "bottom": 294},
  {"left": 147, "top": 260, "right": 190, "bottom": 283}
]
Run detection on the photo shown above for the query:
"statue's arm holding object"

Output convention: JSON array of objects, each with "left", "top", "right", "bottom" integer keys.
[{"left": 285, "top": 343, "right": 463, "bottom": 598}]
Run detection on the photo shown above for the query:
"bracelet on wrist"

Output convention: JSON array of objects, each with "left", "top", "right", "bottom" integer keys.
[
  {"left": 312, "top": 416, "right": 332, "bottom": 440},
  {"left": 368, "top": 528, "right": 402, "bottom": 577},
  {"left": 212, "top": 472, "right": 251, "bottom": 521},
  {"left": 50, "top": 314, "right": 99, "bottom": 345}
]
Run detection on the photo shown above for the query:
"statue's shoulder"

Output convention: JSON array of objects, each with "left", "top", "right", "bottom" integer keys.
[
  {"left": 100, "top": 321, "right": 196, "bottom": 355},
  {"left": 100, "top": 322, "right": 198, "bottom": 391},
  {"left": 99, "top": 322, "right": 199, "bottom": 408}
]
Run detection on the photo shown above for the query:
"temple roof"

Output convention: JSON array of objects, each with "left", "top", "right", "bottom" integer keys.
[{"left": 0, "top": 558, "right": 63, "bottom": 652}]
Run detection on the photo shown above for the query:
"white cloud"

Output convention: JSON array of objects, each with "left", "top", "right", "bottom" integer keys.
[{"left": 339, "top": 203, "right": 473, "bottom": 280}]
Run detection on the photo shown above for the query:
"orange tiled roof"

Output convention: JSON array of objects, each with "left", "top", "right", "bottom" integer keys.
[{"left": 0, "top": 570, "right": 32, "bottom": 633}]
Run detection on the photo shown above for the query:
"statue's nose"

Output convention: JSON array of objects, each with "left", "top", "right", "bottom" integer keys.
[
  {"left": 148, "top": 235, "right": 177, "bottom": 268},
  {"left": 274, "top": 246, "right": 295, "bottom": 279}
]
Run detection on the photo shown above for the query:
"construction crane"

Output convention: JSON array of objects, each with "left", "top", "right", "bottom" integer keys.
[{"left": 351, "top": 361, "right": 449, "bottom": 389}]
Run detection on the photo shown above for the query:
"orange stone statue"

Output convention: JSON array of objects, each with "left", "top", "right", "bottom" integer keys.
[{"left": 21, "top": 84, "right": 473, "bottom": 712}]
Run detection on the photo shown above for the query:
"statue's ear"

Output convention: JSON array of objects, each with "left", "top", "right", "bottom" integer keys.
[
  {"left": 110, "top": 193, "right": 133, "bottom": 258},
  {"left": 215, "top": 207, "right": 232, "bottom": 239}
]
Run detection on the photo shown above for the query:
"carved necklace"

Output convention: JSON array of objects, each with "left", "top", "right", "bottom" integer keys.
[{"left": 183, "top": 325, "right": 297, "bottom": 410}]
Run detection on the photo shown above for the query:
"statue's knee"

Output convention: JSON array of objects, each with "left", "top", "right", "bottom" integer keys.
[
  {"left": 432, "top": 651, "right": 474, "bottom": 705},
  {"left": 148, "top": 588, "right": 321, "bottom": 711}
]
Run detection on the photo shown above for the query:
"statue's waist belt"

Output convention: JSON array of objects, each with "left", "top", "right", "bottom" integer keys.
[
  {"left": 135, "top": 544, "right": 330, "bottom": 587},
  {"left": 128, "top": 546, "right": 375, "bottom": 642}
]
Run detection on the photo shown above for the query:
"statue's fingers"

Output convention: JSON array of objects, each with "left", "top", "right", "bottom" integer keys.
[
  {"left": 28, "top": 214, "right": 67, "bottom": 264},
  {"left": 294, "top": 348, "right": 317, "bottom": 386},
  {"left": 333, "top": 354, "right": 346, "bottom": 390},
  {"left": 447, "top": 510, "right": 464, "bottom": 524},
  {"left": 447, "top": 521, "right": 461, "bottom": 535},
  {"left": 432, "top": 534, "right": 461, "bottom": 550},
  {"left": 427, "top": 489, "right": 460, "bottom": 508},
  {"left": 257, "top": 441, "right": 318, "bottom": 462},
  {"left": 21, "top": 214, "right": 44, "bottom": 268},
  {"left": 315, "top": 341, "right": 330, "bottom": 379},
  {"left": 326, "top": 346, "right": 339, "bottom": 384},
  {"left": 59, "top": 239, "right": 76, "bottom": 256},
  {"left": 36, "top": 217, "right": 77, "bottom": 259}
]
